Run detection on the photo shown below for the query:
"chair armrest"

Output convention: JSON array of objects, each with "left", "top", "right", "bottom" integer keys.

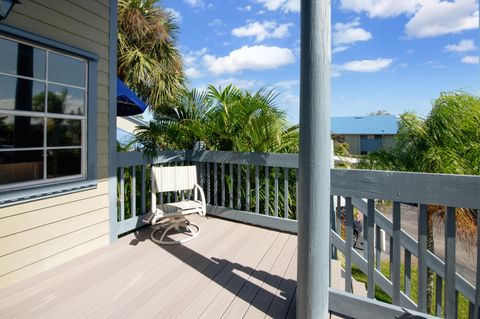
[{"left": 194, "top": 183, "right": 207, "bottom": 216}]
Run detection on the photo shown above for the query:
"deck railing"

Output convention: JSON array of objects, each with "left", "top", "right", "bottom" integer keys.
[{"left": 116, "top": 150, "right": 480, "bottom": 319}]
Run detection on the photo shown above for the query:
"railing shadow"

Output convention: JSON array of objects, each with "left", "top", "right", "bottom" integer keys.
[{"left": 131, "top": 228, "right": 296, "bottom": 318}]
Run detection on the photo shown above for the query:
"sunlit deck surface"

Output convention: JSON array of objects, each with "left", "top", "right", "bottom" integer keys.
[{"left": 0, "top": 216, "right": 299, "bottom": 319}]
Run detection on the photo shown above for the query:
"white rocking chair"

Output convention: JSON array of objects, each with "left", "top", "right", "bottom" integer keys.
[{"left": 143, "top": 165, "right": 206, "bottom": 245}]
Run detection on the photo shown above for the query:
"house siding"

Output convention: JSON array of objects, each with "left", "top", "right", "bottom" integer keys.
[
  {"left": 344, "top": 135, "right": 360, "bottom": 154},
  {"left": 0, "top": 0, "right": 112, "bottom": 288},
  {"left": 383, "top": 135, "right": 396, "bottom": 149}
]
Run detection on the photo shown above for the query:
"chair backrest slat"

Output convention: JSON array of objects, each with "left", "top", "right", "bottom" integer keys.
[{"left": 152, "top": 166, "right": 197, "bottom": 193}]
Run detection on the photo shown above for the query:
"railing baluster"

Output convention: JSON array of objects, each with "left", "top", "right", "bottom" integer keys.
[
  {"left": 131, "top": 166, "right": 136, "bottom": 217},
  {"left": 336, "top": 196, "right": 341, "bottom": 231},
  {"left": 120, "top": 167, "right": 125, "bottom": 221},
  {"left": 274, "top": 167, "right": 279, "bottom": 217},
  {"left": 345, "top": 196, "right": 353, "bottom": 293},
  {"left": 284, "top": 167, "right": 289, "bottom": 219},
  {"left": 207, "top": 163, "right": 211, "bottom": 204},
  {"left": 237, "top": 164, "right": 241, "bottom": 210},
  {"left": 445, "top": 206, "right": 456, "bottom": 318},
  {"left": 389, "top": 235, "right": 394, "bottom": 281},
  {"left": 436, "top": 274, "right": 443, "bottom": 317},
  {"left": 375, "top": 225, "right": 381, "bottom": 270},
  {"left": 167, "top": 190, "right": 171, "bottom": 203},
  {"left": 246, "top": 166, "right": 250, "bottom": 211},
  {"left": 264, "top": 166, "right": 269, "bottom": 215},
  {"left": 418, "top": 204, "right": 428, "bottom": 313},
  {"left": 392, "top": 201, "right": 401, "bottom": 305},
  {"left": 141, "top": 165, "right": 146, "bottom": 214},
  {"left": 404, "top": 249, "right": 412, "bottom": 297},
  {"left": 214, "top": 163, "right": 218, "bottom": 206},
  {"left": 295, "top": 170, "right": 298, "bottom": 220},
  {"left": 367, "top": 199, "right": 375, "bottom": 299},
  {"left": 474, "top": 209, "right": 480, "bottom": 319},
  {"left": 255, "top": 165, "right": 259, "bottom": 214},
  {"left": 363, "top": 213, "right": 368, "bottom": 260},
  {"left": 330, "top": 195, "right": 337, "bottom": 259},
  {"left": 221, "top": 163, "right": 225, "bottom": 207},
  {"left": 229, "top": 164, "right": 234, "bottom": 209}
]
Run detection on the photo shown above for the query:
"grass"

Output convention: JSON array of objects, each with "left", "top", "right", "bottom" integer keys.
[{"left": 350, "top": 261, "right": 470, "bottom": 318}]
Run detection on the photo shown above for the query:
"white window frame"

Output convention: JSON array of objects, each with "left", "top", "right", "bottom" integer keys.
[
  {"left": 0, "top": 32, "right": 96, "bottom": 197},
  {"left": 0, "top": 35, "right": 88, "bottom": 191}
]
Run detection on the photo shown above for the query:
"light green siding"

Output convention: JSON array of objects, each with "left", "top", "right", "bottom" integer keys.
[{"left": 0, "top": 0, "right": 112, "bottom": 288}]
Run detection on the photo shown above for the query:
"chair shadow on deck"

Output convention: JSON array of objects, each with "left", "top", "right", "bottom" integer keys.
[{"left": 130, "top": 227, "right": 297, "bottom": 319}]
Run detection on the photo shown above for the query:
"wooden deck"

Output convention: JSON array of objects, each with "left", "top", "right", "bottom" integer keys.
[{"left": 0, "top": 216, "right": 298, "bottom": 319}]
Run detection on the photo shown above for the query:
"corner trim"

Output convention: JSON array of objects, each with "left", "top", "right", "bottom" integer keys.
[{"left": 108, "top": 0, "right": 119, "bottom": 243}]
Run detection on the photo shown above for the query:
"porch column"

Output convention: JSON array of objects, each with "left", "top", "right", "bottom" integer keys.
[{"left": 297, "top": 0, "right": 331, "bottom": 318}]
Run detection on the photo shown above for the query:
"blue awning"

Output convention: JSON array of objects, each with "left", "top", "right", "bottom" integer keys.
[{"left": 116, "top": 78, "right": 148, "bottom": 116}]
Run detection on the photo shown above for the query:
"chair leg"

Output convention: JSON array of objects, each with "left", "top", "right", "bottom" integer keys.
[{"left": 151, "top": 217, "right": 200, "bottom": 245}]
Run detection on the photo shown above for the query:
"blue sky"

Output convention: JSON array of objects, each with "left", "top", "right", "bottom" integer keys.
[{"left": 160, "top": 0, "right": 479, "bottom": 124}]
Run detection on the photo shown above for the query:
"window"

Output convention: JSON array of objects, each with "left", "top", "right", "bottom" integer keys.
[{"left": 0, "top": 35, "right": 88, "bottom": 189}]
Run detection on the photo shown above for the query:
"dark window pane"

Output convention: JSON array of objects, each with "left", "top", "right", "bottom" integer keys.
[
  {"left": 0, "top": 37, "right": 46, "bottom": 79},
  {"left": 0, "top": 75, "right": 45, "bottom": 112},
  {"left": 0, "top": 114, "right": 43, "bottom": 148},
  {"left": 0, "top": 150, "right": 44, "bottom": 185},
  {"left": 47, "top": 119, "right": 81, "bottom": 146},
  {"left": 47, "top": 149, "right": 81, "bottom": 178},
  {"left": 47, "top": 84, "right": 84, "bottom": 115},
  {"left": 48, "top": 52, "right": 85, "bottom": 87}
]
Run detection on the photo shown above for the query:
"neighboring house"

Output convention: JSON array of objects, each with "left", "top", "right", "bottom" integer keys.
[
  {"left": 0, "top": 1, "right": 116, "bottom": 288},
  {"left": 331, "top": 115, "right": 398, "bottom": 155}
]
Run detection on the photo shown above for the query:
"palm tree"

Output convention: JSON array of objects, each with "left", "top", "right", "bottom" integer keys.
[
  {"left": 360, "top": 92, "right": 480, "bottom": 313},
  {"left": 134, "top": 84, "right": 299, "bottom": 154},
  {"left": 117, "top": 0, "right": 184, "bottom": 110}
]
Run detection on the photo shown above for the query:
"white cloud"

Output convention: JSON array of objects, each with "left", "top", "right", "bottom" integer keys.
[
  {"left": 338, "top": 58, "right": 393, "bottom": 72},
  {"left": 184, "top": 48, "right": 208, "bottom": 64},
  {"left": 213, "top": 78, "right": 264, "bottom": 90},
  {"left": 331, "top": 67, "right": 343, "bottom": 77},
  {"left": 461, "top": 55, "right": 479, "bottom": 64},
  {"left": 237, "top": 5, "right": 252, "bottom": 11},
  {"left": 203, "top": 45, "right": 295, "bottom": 74},
  {"left": 208, "top": 19, "right": 223, "bottom": 27},
  {"left": 339, "top": 0, "right": 420, "bottom": 17},
  {"left": 405, "top": 0, "right": 479, "bottom": 38},
  {"left": 184, "top": 0, "right": 204, "bottom": 7},
  {"left": 232, "top": 21, "right": 293, "bottom": 42},
  {"left": 424, "top": 60, "right": 445, "bottom": 68},
  {"left": 185, "top": 67, "right": 202, "bottom": 78},
  {"left": 255, "top": 0, "right": 300, "bottom": 13},
  {"left": 340, "top": 0, "right": 479, "bottom": 39},
  {"left": 183, "top": 48, "right": 208, "bottom": 78},
  {"left": 273, "top": 80, "right": 300, "bottom": 90},
  {"left": 333, "top": 19, "right": 372, "bottom": 46},
  {"left": 165, "top": 8, "right": 182, "bottom": 22},
  {"left": 445, "top": 39, "right": 477, "bottom": 52},
  {"left": 333, "top": 46, "right": 349, "bottom": 54}
]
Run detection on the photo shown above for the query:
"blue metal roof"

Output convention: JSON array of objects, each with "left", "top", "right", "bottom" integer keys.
[{"left": 331, "top": 115, "right": 398, "bottom": 135}]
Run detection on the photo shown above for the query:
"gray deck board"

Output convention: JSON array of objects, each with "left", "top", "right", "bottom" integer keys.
[
  {"left": 0, "top": 218, "right": 296, "bottom": 318},
  {"left": 0, "top": 216, "right": 361, "bottom": 319}
]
